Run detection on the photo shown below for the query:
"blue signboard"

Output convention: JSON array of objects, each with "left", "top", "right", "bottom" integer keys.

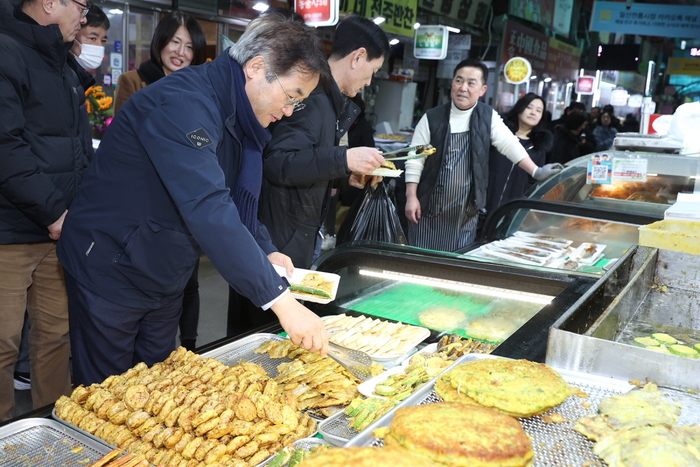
[{"left": 590, "top": 1, "right": 700, "bottom": 39}]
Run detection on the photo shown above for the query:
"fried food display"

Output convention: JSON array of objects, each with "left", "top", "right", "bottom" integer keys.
[
  {"left": 575, "top": 383, "right": 698, "bottom": 467},
  {"left": 55, "top": 347, "right": 318, "bottom": 467},
  {"left": 322, "top": 314, "right": 429, "bottom": 358},
  {"left": 574, "top": 382, "right": 681, "bottom": 442},
  {"left": 296, "top": 446, "right": 441, "bottom": 467},
  {"left": 254, "top": 340, "right": 360, "bottom": 415},
  {"left": 380, "top": 402, "right": 534, "bottom": 467},
  {"left": 343, "top": 397, "right": 399, "bottom": 432},
  {"left": 593, "top": 425, "right": 700, "bottom": 467},
  {"left": 435, "top": 359, "right": 572, "bottom": 417}
]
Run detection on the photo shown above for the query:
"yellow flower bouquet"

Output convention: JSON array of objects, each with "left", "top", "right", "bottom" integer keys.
[{"left": 85, "top": 86, "right": 114, "bottom": 134}]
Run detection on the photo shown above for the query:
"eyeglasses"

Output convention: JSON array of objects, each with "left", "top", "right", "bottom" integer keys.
[
  {"left": 273, "top": 72, "right": 306, "bottom": 112},
  {"left": 71, "top": 0, "right": 91, "bottom": 18}
]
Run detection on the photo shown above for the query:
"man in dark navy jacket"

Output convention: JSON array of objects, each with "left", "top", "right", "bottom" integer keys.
[
  {"left": 0, "top": 0, "right": 91, "bottom": 421},
  {"left": 57, "top": 15, "right": 331, "bottom": 385}
]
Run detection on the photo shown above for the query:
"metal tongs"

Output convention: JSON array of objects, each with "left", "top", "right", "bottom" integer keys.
[
  {"left": 327, "top": 342, "right": 373, "bottom": 381},
  {"left": 381, "top": 144, "right": 436, "bottom": 160}
]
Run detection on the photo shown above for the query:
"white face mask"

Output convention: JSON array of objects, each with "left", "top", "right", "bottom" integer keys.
[{"left": 76, "top": 43, "right": 105, "bottom": 70}]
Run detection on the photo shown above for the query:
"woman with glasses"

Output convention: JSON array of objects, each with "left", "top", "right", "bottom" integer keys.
[{"left": 114, "top": 11, "right": 206, "bottom": 113}]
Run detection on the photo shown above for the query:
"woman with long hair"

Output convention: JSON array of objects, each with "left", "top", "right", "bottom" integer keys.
[
  {"left": 114, "top": 11, "right": 207, "bottom": 112},
  {"left": 486, "top": 93, "right": 553, "bottom": 213}
]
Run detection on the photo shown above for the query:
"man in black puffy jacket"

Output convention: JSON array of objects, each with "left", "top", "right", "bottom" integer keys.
[{"left": 0, "top": 0, "right": 91, "bottom": 421}]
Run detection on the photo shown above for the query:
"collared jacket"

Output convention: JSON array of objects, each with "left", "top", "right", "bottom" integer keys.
[
  {"left": 258, "top": 79, "right": 359, "bottom": 268},
  {"left": 57, "top": 52, "right": 287, "bottom": 309},
  {"left": 0, "top": 0, "right": 90, "bottom": 244}
]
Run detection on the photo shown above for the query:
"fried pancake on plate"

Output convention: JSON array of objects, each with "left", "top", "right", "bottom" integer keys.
[
  {"left": 297, "top": 446, "right": 440, "bottom": 467},
  {"left": 440, "top": 359, "right": 571, "bottom": 417},
  {"left": 384, "top": 402, "right": 533, "bottom": 467}
]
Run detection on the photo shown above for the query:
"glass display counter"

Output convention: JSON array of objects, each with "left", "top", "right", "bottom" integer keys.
[
  {"left": 305, "top": 242, "right": 599, "bottom": 362},
  {"left": 529, "top": 150, "right": 700, "bottom": 219}
]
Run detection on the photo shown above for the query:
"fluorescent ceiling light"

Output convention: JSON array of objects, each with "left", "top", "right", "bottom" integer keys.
[
  {"left": 445, "top": 26, "right": 460, "bottom": 33},
  {"left": 413, "top": 22, "right": 420, "bottom": 29},
  {"left": 358, "top": 269, "right": 554, "bottom": 305},
  {"left": 108, "top": 9, "right": 123, "bottom": 14},
  {"left": 389, "top": 38, "right": 400, "bottom": 45},
  {"left": 252, "top": 2, "right": 269, "bottom": 11},
  {"left": 373, "top": 17, "right": 386, "bottom": 25},
  {"left": 544, "top": 77, "right": 552, "bottom": 82},
  {"left": 531, "top": 76, "right": 537, "bottom": 80}
]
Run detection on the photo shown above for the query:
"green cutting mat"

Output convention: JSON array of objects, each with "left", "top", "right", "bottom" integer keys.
[{"left": 348, "top": 283, "right": 496, "bottom": 339}]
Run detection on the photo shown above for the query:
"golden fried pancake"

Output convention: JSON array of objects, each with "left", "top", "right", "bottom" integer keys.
[
  {"left": 297, "top": 446, "right": 440, "bottom": 467},
  {"left": 441, "top": 359, "right": 571, "bottom": 417},
  {"left": 419, "top": 307, "right": 467, "bottom": 332},
  {"left": 384, "top": 402, "right": 533, "bottom": 467},
  {"left": 574, "top": 382, "right": 682, "bottom": 442},
  {"left": 434, "top": 373, "right": 478, "bottom": 405},
  {"left": 594, "top": 425, "right": 700, "bottom": 467}
]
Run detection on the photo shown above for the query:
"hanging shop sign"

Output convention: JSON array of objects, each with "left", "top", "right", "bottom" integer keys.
[
  {"left": 297, "top": 0, "right": 339, "bottom": 27},
  {"left": 501, "top": 20, "right": 548, "bottom": 73},
  {"left": 668, "top": 57, "right": 700, "bottom": 76},
  {"left": 590, "top": 1, "right": 700, "bottom": 39},
  {"left": 417, "top": 0, "right": 491, "bottom": 30},
  {"left": 576, "top": 75, "right": 595, "bottom": 95},
  {"left": 340, "top": 0, "right": 417, "bottom": 37},
  {"left": 508, "top": 0, "right": 573, "bottom": 37},
  {"left": 545, "top": 37, "right": 580, "bottom": 80},
  {"left": 503, "top": 57, "right": 532, "bottom": 84},
  {"left": 414, "top": 25, "right": 449, "bottom": 60}
]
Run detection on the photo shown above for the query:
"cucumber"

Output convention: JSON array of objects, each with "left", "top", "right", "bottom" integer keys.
[
  {"left": 374, "top": 385, "right": 396, "bottom": 396},
  {"left": 634, "top": 337, "right": 659, "bottom": 347},
  {"left": 646, "top": 345, "right": 671, "bottom": 353},
  {"left": 288, "top": 448, "right": 307, "bottom": 467},
  {"left": 652, "top": 333, "right": 678, "bottom": 345},
  {"left": 669, "top": 345, "right": 699, "bottom": 358},
  {"left": 289, "top": 284, "right": 331, "bottom": 299},
  {"left": 695, "top": 343, "right": 700, "bottom": 352}
]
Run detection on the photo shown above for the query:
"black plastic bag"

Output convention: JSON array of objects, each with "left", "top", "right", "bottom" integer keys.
[{"left": 337, "top": 182, "right": 407, "bottom": 245}]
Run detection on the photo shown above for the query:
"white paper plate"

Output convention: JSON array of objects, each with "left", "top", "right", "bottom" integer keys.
[
  {"left": 273, "top": 265, "right": 340, "bottom": 304},
  {"left": 370, "top": 168, "right": 404, "bottom": 177},
  {"left": 357, "top": 366, "right": 406, "bottom": 399},
  {"left": 571, "top": 242, "right": 607, "bottom": 265}
]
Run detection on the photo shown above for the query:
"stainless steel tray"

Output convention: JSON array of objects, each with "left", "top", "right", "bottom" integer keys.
[
  {"left": 201, "top": 333, "right": 287, "bottom": 377},
  {"left": 0, "top": 417, "right": 116, "bottom": 467},
  {"left": 317, "top": 348, "right": 487, "bottom": 445},
  {"left": 257, "top": 437, "right": 328, "bottom": 466},
  {"left": 345, "top": 354, "right": 700, "bottom": 466},
  {"left": 51, "top": 407, "right": 120, "bottom": 450}
]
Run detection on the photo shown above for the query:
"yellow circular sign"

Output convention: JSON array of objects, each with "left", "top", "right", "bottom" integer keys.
[{"left": 504, "top": 57, "right": 532, "bottom": 84}]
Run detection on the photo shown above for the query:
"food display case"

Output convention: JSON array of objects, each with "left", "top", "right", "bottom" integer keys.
[
  {"left": 529, "top": 150, "right": 700, "bottom": 219},
  {"left": 304, "top": 242, "right": 601, "bottom": 363},
  {"left": 461, "top": 150, "right": 700, "bottom": 277}
]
